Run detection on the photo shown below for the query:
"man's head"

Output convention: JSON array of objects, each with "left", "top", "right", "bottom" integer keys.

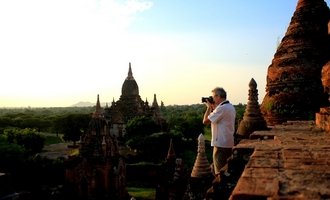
[{"left": 211, "top": 87, "right": 227, "bottom": 104}]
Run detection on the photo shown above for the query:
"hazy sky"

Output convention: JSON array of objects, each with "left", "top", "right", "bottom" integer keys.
[{"left": 1, "top": 0, "right": 329, "bottom": 107}]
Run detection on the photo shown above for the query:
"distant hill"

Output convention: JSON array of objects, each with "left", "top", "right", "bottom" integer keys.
[
  {"left": 70, "top": 101, "right": 94, "bottom": 107},
  {"left": 71, "top": 101, "right": 108, "bottom": 107}
]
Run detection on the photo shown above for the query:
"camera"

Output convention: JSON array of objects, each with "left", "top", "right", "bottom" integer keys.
[{"left": 201, "top": 96, "right": 214, "bottom": 103}]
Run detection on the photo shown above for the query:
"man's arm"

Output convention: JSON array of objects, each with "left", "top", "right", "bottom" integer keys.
[{"left": 203, "top": 106, "right": 212, "bottom": 125}]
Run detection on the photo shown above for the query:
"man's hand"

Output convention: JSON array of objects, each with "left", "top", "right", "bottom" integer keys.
[
  {"left": 205, "top": 99, "right": 215, "bottom": 110},
  {"left": 203, "top": 101, "right": 213, "bottom": 125}
]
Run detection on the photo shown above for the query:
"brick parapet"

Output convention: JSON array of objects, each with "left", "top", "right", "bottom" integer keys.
[{"left": 230, "top": 121, "right": 330, "bottom": 200}]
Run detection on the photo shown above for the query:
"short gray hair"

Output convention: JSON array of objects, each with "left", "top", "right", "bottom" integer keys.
[{"left": 212, "top": 87, "right": 227, "bottom": 99}]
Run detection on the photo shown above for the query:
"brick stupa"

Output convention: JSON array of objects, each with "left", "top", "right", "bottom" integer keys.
[
  {"left": 237, "top": 78, "right": 268, "bottom": 138},
  {"left": 191, "top": 134, "right": 212, "bottom": 178},
  {"left": 184, "top": 134, "right": 213, "bottom": 199},
  {"left": 261, "top": 0, "right": 330, "bottom": 125}
]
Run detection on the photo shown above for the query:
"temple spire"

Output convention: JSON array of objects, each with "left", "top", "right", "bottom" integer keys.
[
  {"left": 93, "top": 94, "right": 103, "bottom": 118},
  {"left": 166, "top": 139, "right": 176, "bottom": 162},
  {"left": 152, "top": 94, "right": 159, "bottom": 108},
  {"left": 127, "top": 62, "right": 134, "bottom": 80},
  {"left": 145, "top": 98, "right": 149, "bottom": 106}
]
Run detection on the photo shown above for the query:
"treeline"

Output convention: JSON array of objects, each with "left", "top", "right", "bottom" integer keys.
[
  {"left": 0, "top": 107, "right": 94, "bottom": 133},
  {"left": 0, "top": 107, "right": 94, "bottom": 170},
  {"left": 0, "top": 104, "right": 245, "bottom": 135},
  {"left": 0, "top": 104, "right": 246, "bottom": 198},
  {"left": 0, "top": 104, "right": 246, "bottom": 159}
]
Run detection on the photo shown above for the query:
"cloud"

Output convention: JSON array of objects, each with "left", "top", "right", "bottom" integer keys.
[
  {"left": 93, "top": 0, "right": 153, "bottom": 30},
  {"left": 124, "top": 0, "right": 154, "bottom": 14}
]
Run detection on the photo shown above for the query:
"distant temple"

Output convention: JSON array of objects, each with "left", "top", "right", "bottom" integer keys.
[
  {"left": 104, "top": 62, "right": 166, "bottom": 138},
  {"left": 65, "top": 63, "right": 166, "bottom": 199}
]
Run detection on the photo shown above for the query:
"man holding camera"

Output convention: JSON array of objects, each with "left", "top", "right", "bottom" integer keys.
[{"left": 202, "top": 87, "right": 236, "bottom": 176}]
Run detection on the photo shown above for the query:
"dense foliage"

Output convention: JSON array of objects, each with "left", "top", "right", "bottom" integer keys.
[
  {"left": 4, "top": 128, "right": 45, "bottom": 154},
  {"left": 0, "top": 107, "right": 93, "bottom": 133},
  {"left": 57, "top": 113, "right": 91, "bottom": 146},
  {"left": 123, "top": 103, "right": 246, "bottom": 164},
  {"left": 0, "top": 104, "right": 246, "bottom": 165},
  {"left": 162, "top": 104, "right": 205, "bottom": 140},
  {"left": 0, "top": 135, "right": 25, "bottom": 171}
]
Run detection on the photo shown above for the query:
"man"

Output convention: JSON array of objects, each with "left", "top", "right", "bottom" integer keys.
[{"left": 203, "top": 87, "right": 236, "bottom": 176}]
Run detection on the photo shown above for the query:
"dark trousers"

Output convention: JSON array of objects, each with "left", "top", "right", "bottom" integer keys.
[{"left": 212, "top": 146, "right": 232, "bottom": 175}]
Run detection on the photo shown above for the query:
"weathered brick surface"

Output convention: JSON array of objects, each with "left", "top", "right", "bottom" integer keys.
[
  {"left": 230, "top": 121, "right": 330, "bottom": 200},
  {"left": 241, "top": 168, "right": 279, "bottom": 179},
  {"left": 231, "top": 177, "right": 279, "bottom": 200}
]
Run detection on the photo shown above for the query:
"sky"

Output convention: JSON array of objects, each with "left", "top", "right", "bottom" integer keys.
[{"left": 1, "top": 0, "right": 329, "bottom": 107}]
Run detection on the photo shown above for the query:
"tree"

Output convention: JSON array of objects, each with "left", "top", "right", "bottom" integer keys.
[
  {"left": 60, "top": 114, "right": 90, "bottom": 147},
  {"left": 180, "top": 115, "right": 204, "bottom": 140},
  {"left": 0, "top": 135, "right": 25, "bottom": 171},
  {"left": 3, "top": 128, "right": 45, "bottom": 154},
  {"left": 234, "top": 103, "right": 246, "bottom": 122},
  {"left": 125, "top": 116, "right": 161, "bottom": 138},
  {"left": 124, "top": 116, "right": 162, "bottom": 155}
]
